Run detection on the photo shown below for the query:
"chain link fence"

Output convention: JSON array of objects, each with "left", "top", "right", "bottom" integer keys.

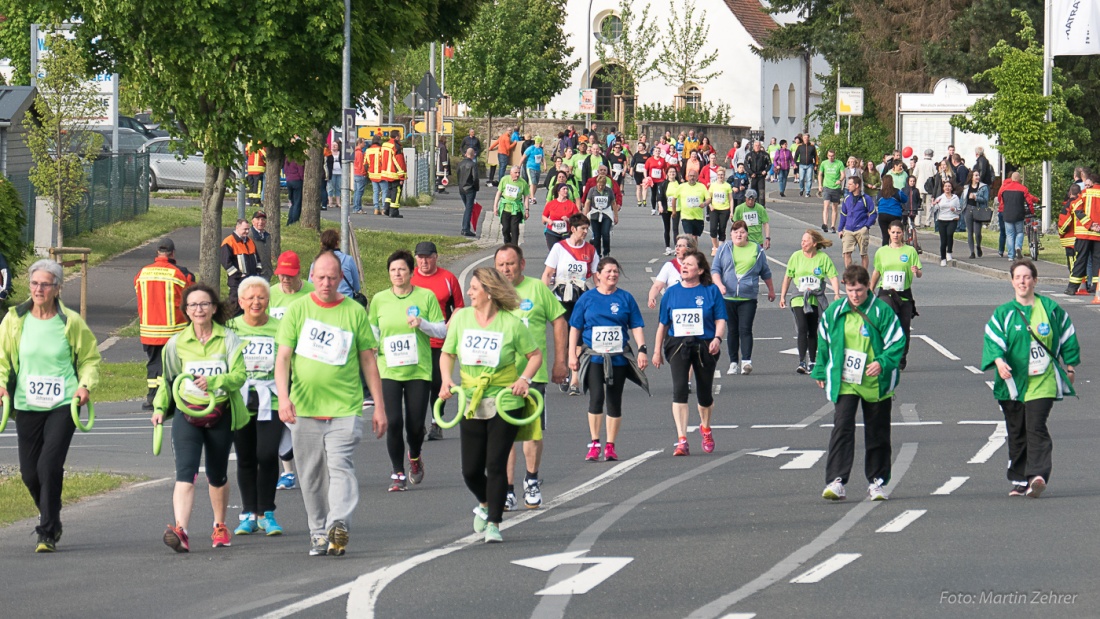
[
  {"left": 415, "top": 151, "right": 431, "bottom": 196},
  {"left": 8, "top": 172, "right": 37, "bottom": 246},
  {"left": 64, "top": 153, "right": 151, "bottom": 238}
]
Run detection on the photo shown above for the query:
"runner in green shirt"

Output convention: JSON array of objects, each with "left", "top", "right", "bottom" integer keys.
[
  {"left": 732, "top": 189, "right": 771, "bottom": 248},
  {"left": 870, "top": 220, "right": 923, "bottom": 370},
  {"left": 817, "top": 150, "right": 844, "bottom": 232},
  {"left": 495, "top": 244, "right": 567, "bottom": 510},
  {"left": 493, "top": 166, "right": 533, "bottom": 245},
  {"left": 779, "top": 229, "right": 840, "bottom": 374},
  {"left": 269, "top": 251, "right": 314, "bottom": 319},
  {"left": 706, "top": 168, "right": 733, "bottom": 255},
  {"left": 677, "top": 170, "right": 709, "bottom": 238},
  {"left": 368, "top": 250, "right": 446, "bottom": 491}
]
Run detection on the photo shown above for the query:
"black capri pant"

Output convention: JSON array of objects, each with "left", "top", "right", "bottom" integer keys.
[
  {"left": 681, "top": 219, "right": 704, "bottom": 237},
  {"left": 586, "top": 362, "right": 627, "bottom": 418},
  {"left": 710, "top": 209, "right": 731, "bottom": 242},
  {"left": 381, "top": 378, "right": 431, "bottom": 472},
  {"left": 666, "top": 338, "right": 720, "bottom": 406},
  {"left": 173, "top": 403, "right": 234, "bottom": 486}
]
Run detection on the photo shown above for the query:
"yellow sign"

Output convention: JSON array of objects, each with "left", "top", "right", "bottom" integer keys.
[
  {"left": 413, "top": 120, "right": 453, "bottom": 135},
  {"left": 359, "top": 125, "right": 405, "bottom": 140}
]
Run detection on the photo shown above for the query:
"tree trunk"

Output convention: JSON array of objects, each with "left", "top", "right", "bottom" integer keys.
[
  {"left": 301, "top": 129, "right": 324, "bottom": 231},
  {"left": 200, "top": 164, "right": 229, "bottom": 286},
  {"left": 263, "top": 146, "right": 285, "bottom": 263}
]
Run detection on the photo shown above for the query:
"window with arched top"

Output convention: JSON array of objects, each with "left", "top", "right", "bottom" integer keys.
[
  {"left": 772, "top": 85, "right": 781, "bottom": 120},
  {"left": 591, "top": 65, "right": 634, "bottom": 118},
  {"left": 684, "top": 85, "right": 702, "bottom": 111},
  {"left": 599, "top": 14, "right": 623, "bottom": 41},
  {"left": 788, "top": 84, "right": 797, "bottom": 119}
]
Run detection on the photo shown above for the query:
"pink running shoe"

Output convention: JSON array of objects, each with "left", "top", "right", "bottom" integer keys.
[
  {"left": 603, "top": 442, "right": 618, "bottom": 462},
  {"left": 585, "top": 441, "right": 601, "bottom": 462},
  {"left": 701, "top": 428, "right": 715, "bottom": 453}
]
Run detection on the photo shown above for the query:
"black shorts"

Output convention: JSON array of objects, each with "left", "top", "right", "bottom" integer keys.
[{"left": 681, "top": 219, "right": 705, "bottom": 237}]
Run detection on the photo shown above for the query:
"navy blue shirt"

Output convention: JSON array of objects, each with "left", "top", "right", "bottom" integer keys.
[
  {"left": 570, "top": 287, "right": 644, "bottom": 365},
  {"left": 658, "top": 282, "right": 727, "bottom": 340}
]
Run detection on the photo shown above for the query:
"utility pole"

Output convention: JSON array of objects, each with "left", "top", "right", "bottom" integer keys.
[
  {"left": 340, "top": 0, "right": 351, "bottom": 253},
  {"left": 430, "top": 41, "right": 437, "bottom": 197}
]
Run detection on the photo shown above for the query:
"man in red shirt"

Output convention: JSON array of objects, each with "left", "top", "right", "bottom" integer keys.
[{"left": 410, "top": 241, "right": 465, "bottom": 440}]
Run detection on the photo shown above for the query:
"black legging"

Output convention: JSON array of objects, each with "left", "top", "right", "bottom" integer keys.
[
  {"left": 878, "top": 213, "right": 902, "bottom": 245},
  {"left": 791, "top": 305, "right": 821, "bottom": 364},
  {"left": 429, "top": 347, "right": 445, "bottom": 420},
  {"left": 660, "top": 211, "right": 674, "bottom": 248},
  {"left": 590, "top": 214, "right": 613, "bottom": 256},
  {"left": 937, "top": 219, "right": 958, "bottom": 259},
  {"left": 964, "top": 210, "right": 983, "bottom": 256},
  {"left": 666, "top": 338, "right": 719, "bottom": 406},
  {"left": 381, "top": 378, "right": 430, "bottom": 473},
  {"left": 876, "top": 291, "right": 916, "bottom": 363},
  {"left": 460, "top": 411, "right": 522, "bottom": 524},
  {"left": 586, "top": 362, "right": 627, "bottom": 417},
  {"left": 545, "top": 230, "right": 567, "bottom": 251},
  {"left": 724, "top": 298, "right": 758, "bottom": 362},
  {"left": 17, "top": 405, "right": 76, "bottom": 538},
  {"left": 710, "top": 209, "right": 731, "bottom": 242},
  {"left": 234, "top": 411, "right": 285, "bottom": 514},
  {"left": 651, "top": 180, "right": 667, "bottom": 212}
]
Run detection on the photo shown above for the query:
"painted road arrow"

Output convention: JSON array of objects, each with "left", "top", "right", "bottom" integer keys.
[
  {"left": 748, "top": 446, "right": 826, "bottom": 469},
  {"left": 513, "top": 551, "right": 633, "bottom": 596}
]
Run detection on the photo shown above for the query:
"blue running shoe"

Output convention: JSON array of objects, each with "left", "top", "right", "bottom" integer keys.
[
  {"left": 234, "top": 513, "right": 258, "bottom": 535},
  {"left": 277, "top": 472, "right": 297, "bottom": 490},
  {"left": 258, "top": 511, "right": 283, "bottom": 536}
]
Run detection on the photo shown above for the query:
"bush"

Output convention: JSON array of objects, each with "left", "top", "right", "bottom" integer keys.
[
  {"left": 0, "top": 175, "right": 30, "bottom": 275},
  {"left": 1020, "top": 160, "right": 1092, "bottom": 206},
  {"left": 634, "top": 102, "right": 731, "bottom": 125},
  {"left": 815, "top": 118, "right": 895, "bottom": 165}
]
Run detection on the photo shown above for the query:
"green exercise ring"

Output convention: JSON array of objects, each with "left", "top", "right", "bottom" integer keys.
[
  {"left": 495, "top": 388, "right": 544, "bottom": 426},
  {"left": 172, "top": 374, "right": 217, "bottom": 416},
  {"left": 71, "top": 396, "right": 94, "bottom": 432},
  {"left": 0, "top": 394, "right": 10, "bottom": 433},
  {"left": 432, "top": 386, "right": 467, "bottom": 429},
  {"left": 153, "top": 423, "right": 164, "bottom": 456}
]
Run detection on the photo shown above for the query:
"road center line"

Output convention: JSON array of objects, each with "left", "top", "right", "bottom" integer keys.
[
  {"left": 964, "top": 365, "right": 983, "bottom": 375},
  {"left": 686, "top": 442, "right": 917, "bottom": 618},
  {"left": 965, "top": 421, "right": 1007, "bottom": 464},
  {"left": 876, "top": 510, "right": 927, "bottom": 533},
  {"left": 789, "top": 553, "right": 861, "bottom": 583},
  {"left": 913, "top": 335, "right": 961, "bottom": 360},
  {"left": 931, "top": 477, "right": 969, "bottom": 495}
]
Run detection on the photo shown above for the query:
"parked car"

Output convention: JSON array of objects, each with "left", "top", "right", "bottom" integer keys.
[
  {"left": 118, "top": 115, "right": 169, "bottom": 139},
  {"left": 140, "top": 137, "right": 212, "bottom": 191},
  {"left": 91, "top": 127, "right": 149, "bottom": 154}
]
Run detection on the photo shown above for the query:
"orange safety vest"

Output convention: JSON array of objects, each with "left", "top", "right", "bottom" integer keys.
[
  {"left": 380, "top": 141, "right": 404, "bottom": 181},
  {"left": 134, "top": 256, "right": 195, "bottom": 345},
  {"left": 247, "top": 144, "right": 266, "bottom": 175},
  {"left": 365, "top": 144, "right": 387, "bottom": 182},
  {"left": 1073, "top": 187, "right": 1100, "bottom": 241},
  {"left": 1058, "top": 200, "right": 1077, "bottom": 248}
]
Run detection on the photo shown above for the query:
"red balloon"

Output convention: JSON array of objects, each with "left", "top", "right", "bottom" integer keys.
[{"left": 902, "top": 146, "right": 913, "bottom": 158}]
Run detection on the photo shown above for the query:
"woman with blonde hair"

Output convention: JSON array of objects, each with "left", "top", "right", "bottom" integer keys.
[{"left": 779, "top": 230, "right": 840, "bottom": 374}]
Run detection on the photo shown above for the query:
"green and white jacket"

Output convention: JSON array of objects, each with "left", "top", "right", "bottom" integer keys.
[
  {"left": 811, "top": 296, "right": 905, "bottom": 403},
  {"left": 981, "top": 296, "right": 1079, "bottom": 402}
]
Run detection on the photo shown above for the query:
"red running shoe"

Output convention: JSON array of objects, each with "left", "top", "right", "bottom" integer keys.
[
  {"left": 701, "top": 427, "right": 715, "bottom": 453},
  {"left": 164, "top": 523, "right": 189, "bottom": 553},
  {"left": 211, "top": 523, "right": 231, "bottom": 548},
  {"left": 603, "top": 442, "right": 618, "bottom": 462},
  {"left": 673, "top": 438, "right": 689, "bottom": 456}
]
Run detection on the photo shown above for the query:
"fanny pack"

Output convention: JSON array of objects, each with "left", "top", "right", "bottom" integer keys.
[{"left": 184, "top": 401, "right": 227, "bottom": 428}]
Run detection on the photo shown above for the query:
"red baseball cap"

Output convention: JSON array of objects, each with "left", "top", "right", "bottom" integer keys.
[{"left": 274, "top": 251, "right": 301, "bottom": 276}]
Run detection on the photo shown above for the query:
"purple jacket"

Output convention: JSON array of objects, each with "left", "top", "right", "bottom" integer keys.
[
  {"left": 774, "top": 148, "right": 793, "bottom": 170},
  {"left": 284, "top": 159, "right": 304, "bottom": 182}
]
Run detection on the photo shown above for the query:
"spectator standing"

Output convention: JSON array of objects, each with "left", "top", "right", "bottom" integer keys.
[
  {"left": 134, "top": 239, "right": 195, "bottom": 409},
  {"left": 220, "top": 219, "right": 264, "bottom": 312},
  {"left": 284, "top": 157, "right": 304, "bottom": 225},
  {"left": 457, "top": 148, "right": 480, "bottom": 237},
  {"left": 460, "top": 129, "right": 482, "bottom": 159}
]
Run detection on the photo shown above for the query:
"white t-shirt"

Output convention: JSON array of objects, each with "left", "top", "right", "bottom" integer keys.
[
  {"left": 545, "top": 242, "right": 599, "bottom": 286},
  {"left": 656, "top": 261, "right": 683, "bottom": 287}
]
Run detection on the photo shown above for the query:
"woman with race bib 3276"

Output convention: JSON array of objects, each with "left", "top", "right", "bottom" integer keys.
[
  {"left": 779, "top": 229, "right": 840, "bottom": 375},
  {"left": 439, "top": 268, "right": 542, "bottom": 543}
]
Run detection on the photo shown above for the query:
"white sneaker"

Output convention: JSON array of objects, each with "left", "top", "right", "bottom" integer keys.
[
  {"left": 727, "top": 362, "right": 740, "bottom": 375},
  {"left": 946, "top": 252, "right": 953, "bottom": 261},
  {"left": 868, "top": 478, "right": 887, "bottom": 501},
  {"left": 741, "top": 360, "right": 753, "bottom": 375},
  {"left": 503, "top": 491, "right": 517, "bottom": 512},
  {"left": 664, "top": 247, "right": 673, "bottom": 255},
  {"left": 523, "top": 478, "right": 542, "bottom": 508},
  {"left": 940, "top": 259, "right": 947, "bottom": 267},
  {"left": 822, "top": 478, "right": 846, "bottom": 500},
  {"left": 651, "top": 208, "right": 657, "bottom": 215},
  {"left": 710, "top": 247, "right": 717, "bottom": 256}
]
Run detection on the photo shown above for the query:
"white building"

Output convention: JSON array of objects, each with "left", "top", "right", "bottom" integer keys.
[{"left": 546, "top": 0, "right": 827, "bottom": 137}]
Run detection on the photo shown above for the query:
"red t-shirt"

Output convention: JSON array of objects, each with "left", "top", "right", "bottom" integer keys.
[
  {"left": 410, "top": 267, "right": 464, "bottom": 348},
  {"left": 645, "top": 157, "right": 668, "bottom": 183},
  {"left": 543, "top": 199, "right": 580, "bottom": 234}
]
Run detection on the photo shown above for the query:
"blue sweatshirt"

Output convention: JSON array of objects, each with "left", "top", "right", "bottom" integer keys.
[
  {"left": 711, "top": 242, "right": 773, "bottom": 300},
  {"left": 838, "top": 193, "right": 878, "bottom": 232},
  {"left": 876, "top": 190, "right": 908, "bottom": 218}
]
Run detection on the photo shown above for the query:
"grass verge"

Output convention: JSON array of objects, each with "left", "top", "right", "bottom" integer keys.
[
  {"left": 0, "top": 472, "right": 142, "bottom": 528},
  {"left": 95, "top": 361, "right": 147, "bottom": 402}
]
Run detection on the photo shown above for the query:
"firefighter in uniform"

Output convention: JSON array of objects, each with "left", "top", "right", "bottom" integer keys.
[
  {"left": 220, "top": 218, "right": 264, "bottom": 313},
  {"left": 246, "top": 141, "right": 266, "bottom": 207},
  {"left": 134, "top": 238, "right": 195, "bottom": 410},
  {"left": 365, "top": 136, "right": 388, "bottom": 216},
  {"left": 1066, "top": 174, "right": 1100, "bottom": 296},
  {"left": 1058, "top": 186, "right": 1081, "bottom": 278},
  {"left": 383, "top": 130, "right": 406, "bottom": 218}
]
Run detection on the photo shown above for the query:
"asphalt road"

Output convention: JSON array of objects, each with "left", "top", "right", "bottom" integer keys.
[{"left": 1, "top": 189, "right": 1098, "bottom": 619}]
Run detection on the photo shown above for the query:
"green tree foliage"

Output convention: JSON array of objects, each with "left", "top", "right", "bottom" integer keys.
[
  {"left": 653, "top": 0, "right": 721, "bottom": 90},
  {"left": 448, "top": 0, "right": 579, "bottom": 134},
  {"left": 815, "top": 118, "right": 894, "bottom": 165},
  {"left": 950, "top": 10, "right": 1089, "bottom": 167},
  {"left": 595, "top": 0, "right": 658, "bottom": 105},
  {"left": 0, "top": 174, "right": 30, "bottom": 276},
  {"left": 23, "top": 34, "right": 104, "bottom": 249},
  {"left": 0, "top": 3, "right": 62, "bottom": 85}
]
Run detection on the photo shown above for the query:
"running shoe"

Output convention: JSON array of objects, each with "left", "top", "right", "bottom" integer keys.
[
  {"left": 524, "top": 478, "right": 543, "bottom": 508},
  {"left": 652, "top": 208, "right": 657, "bottom": 216},
  {"left": 258, "top": 511, "right": 283, "bottom": 536},
  {"left": 808, "top": 362, "right": 816, "bottom": 373},
  {"left": 327, "top": 521, "right": 349, "bottom": 556},
  {"left": 212, "top": 523, "right": 232, "bottom": 548},
  {"left": 472, "top": 505, "right": 489, "bottom": 533},
  {"left": 585, "top": 440, "right": 601, "bottom": 462},
  {"left": 484, "top": 522, "right": 503, "bottom": 543},
  {"left": 868, "top": 478, "right": 887, "bottom": 501},
  {"left": 389, "top": 471, "right": 408, "bottom": 492},
  {"left": 821, "top": 224, "right": 828, "bottom": 232},
  {"left": 1026, "top": 476, "right": 1046, "bottom": 498},
  {"left": 559, "top": 379, "right": 570, "bottom": 393},
  {"left": 408, "top": 456, "right": 425, "bottom": 485},
  {"left": 363, "top": 395, "right": 374, "bottom": 407},
  {"left": 664, "top": 247, "right": 673, "bottom": 256},
  {"left": 234, "top": 513, "right": 258, "bottom": 535},
  {"left": 700, "top": 428, "right": 715, "bottom": 453},
  {"left": 727, "top": 362, "right": 740, "bottom": 375},
  {"left": 427, "top": 423, "right": 443, "bottom": 441},
  {"left": 504, "top": 491, "right": 518, "bottom": 512},
  {"left": 822, "top": 478, "right": 846, "bottom": 501},
  {"left": 673, "top": 438, "right": 689, "bottom": 456},
  {"left": 940, "top": 259, "right": 947, "bottom": 267},
  {"left": 603, "top": 442, "right": 619, "bottom": 462},
  {"left": 568, "top": 384, "right": 582, "bottom": 397},
  {"left": 1009, "top": 484, "right": 1027, "bottom": 497},
  {"left": 710, "top": 247, "right": 717, "bottom": 256},
  {"left": 276, "top": 472, "right": 297, "bottom": 490},
  {"left": 796, "top": 362, "right": 809, "bottom": 375},
  {"left": 309, "top": 534, "right": 329, "bottom": 556},
  {"left": 164, "top": 524, "right": 190, "bottom": 553},
  {"left": 741, "top": 360, "right": 753, "bottom": 375},
  {"left": 35, "top": 534, "right": 56, "bottom": 553},
  {"left": 830, "top": 226, "right": 837, "bottom": 234}
]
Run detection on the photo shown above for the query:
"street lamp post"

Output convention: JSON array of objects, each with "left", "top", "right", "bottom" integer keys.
[
  {"left": 341, "top": 0, "right": 352, "bottom": 254},
  {"left": 585, "top": 0, "right": 593, "bottom": 130}
]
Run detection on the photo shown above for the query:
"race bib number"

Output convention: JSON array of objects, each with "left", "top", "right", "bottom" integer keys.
[
  {"left": 671, "top": 308, "right": 704, "bottom": 337},
  {"left": 882, "top": 271, "right": 906, "bottom": 291},
  {"left": 685, "top": 196, "right": 702, "bottom": 208},
  {"left": 24, "top": 375, "right": 64, "bottom": 409},
  {"left": 1028, "top": 340, "right": 1051, "bottom": 376},
  {"left": 242, "top": 336, "right": 276, "bottom": 372},
  {"left": 384, "top": 333, "right": 419, "bottom": 367},
  {"left": 563, "top": 260, "right": 587, "bottom": 284},
  {"left": 183, "top": 360, "right": 228, "bottom": 399},
  {"left": 650, "top": 168, "right": 662, "bottom": 179},
  {"left": 269, "top": 307, "right": 287, "bottom": 320},
  {"left": 712, "top": 191, "right": 727, "bottom": 204},
  {"left": 594, "top": 196, "right": 609, "bottom": 210},
  {"left": 295, "top": 318, "right": 353, "bottom": 366},
  {"left": 613, "top": 163, "right": 623, "bottom": 173},
  {"left": 591, "top": 326, "right": 624, "bottom": 354},
  {"left": 636, "top": 163, "right": 646, "bottom": 173},
  {"left": 842, "top": 348, "right": 867, "bottom": 384},
  {"left": 797, "top": 276, "right": 821, "bottom": 293},
  {"left": 742, "top": 211, "right": 759, "bottom": 226},
  {"left": 460, "top": 330, "right": 503, "bottom": 367},
  {"left": 551, "top": 220, "right": 568, "bottom": 234},
  {"left": 504, "top": 184, "right": 520, "bottom": 199}
]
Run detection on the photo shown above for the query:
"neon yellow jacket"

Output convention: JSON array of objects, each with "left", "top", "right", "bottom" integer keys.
[{"left": 0, "top": 299, "right": 101, "bottom": 394}]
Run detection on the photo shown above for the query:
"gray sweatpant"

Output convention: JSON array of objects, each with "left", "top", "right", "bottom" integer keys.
[{"left": 289, "top": 416, "right": 363, "bottom": 536}]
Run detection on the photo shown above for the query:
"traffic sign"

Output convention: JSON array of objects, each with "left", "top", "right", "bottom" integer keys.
[
  {"left": 359, "top": 125, "right": 405, "bottom": 141},
  {"left": 413, "top": 120, "right": 453, "bottom": 135},
  {"left": 404, "top": 91, "right": 427, "bottom": 111},
  {"left": 416, "top": 71, "right": 443, "bottom": 102},
  {"left": 342, "top": 108, "right": 355, "bottom": 160}
]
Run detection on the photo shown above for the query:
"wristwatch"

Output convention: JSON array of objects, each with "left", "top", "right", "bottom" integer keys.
[{"left": 520, "top": 376, "right": 533, "bottom": 385}]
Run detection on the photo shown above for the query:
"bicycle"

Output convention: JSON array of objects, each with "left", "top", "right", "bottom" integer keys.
[
  {"left": 1024, "top": 212, "right": 1043, "bottom": 261},
  {"left": 904, "top": 214, "right": 922, "bottom": 254}
]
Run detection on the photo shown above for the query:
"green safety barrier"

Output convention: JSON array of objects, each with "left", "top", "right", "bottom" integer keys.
[{"left": 71, "top": 396, "right": 94, "bottom": 432}]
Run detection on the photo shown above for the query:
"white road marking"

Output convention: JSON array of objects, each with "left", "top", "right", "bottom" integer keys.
[
  {"left": 720, "top": 615, "right": 757, "bottom": 619},
  {"left": 97, "top": 336, "right": 120, "bottom": 352},
  {"left": 688, "top": 425, "right": 739, "bottom": 433},
  {"left": 985, "top": 380, "right": 995, "bottom": 390},
  {"left": 793, "top": 403, "right": 833, "bottom": 429},
  {"left": 876, "top": 510, "right": 926, "bottom": 533},
  {"left": 789, "top": 553, "right": 861, "bottom": 583},
  {"left": 645, "top": 267, "right": 653, "bottom": 273},
  {"left": 779, "top": 347, "right": 801, "bottom": 356},
  {"left": 914, "top": 335, "right": 961, "bottom": 360},
  {"left": 458, "top": 253, "right": 494, "bottom": 291},
  {"left": 752, "top": 424, "right": 807, "bottom": 429},
  {"left": 713, "top": 384, "right": 722, "bottom": 396},
  {"left": 748, "top": 447, "right": 826, "bottom": 469},
  {"left": 755, "top": 337, "right": 784, "bottom": 340},
  {"left": 963, "top": 421, "right": 1007, "bottom": 464},
  {"left": 540, "top": 503, "right": 609, "bottom": 523},
  {"left": 818, "top": 422, "right": 941, "bottom": 428},
  {"left": 648, "top": 258, "right": 659, "bottom": 263},
  {"left": 513, "top": 552, "right": 633, "bottom": 595},
  {"left": 964, "top": 365, "right": 983, "bottom": 374},
  {"left": 932, "top": 477, "right": 970, "bottom": 495},
  {"left": 128, "top": 477, "right": 173, "bottom": 490},
  {"left": 900, "top": 403, "right": 920, "bottom": 423}
]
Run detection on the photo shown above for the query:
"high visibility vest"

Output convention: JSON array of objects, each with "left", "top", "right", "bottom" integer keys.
[
  {"left": 380, "top": 142, "right": 404, "bottom": 181},
  {"left": 134, "top": 256, "right": 194, "bottom": 345},
  {"left": 247, "top": 144, "right": 266, "bottom": 175},
  {"left": 1074, "top": 187, "right": 1100, "bottom": 241},
  {"left": 1058, "top": 201, "right": 1077, "bottom": 248},
  {"left": 365, "top": 144, "right": 387, "bottom": 182}
]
